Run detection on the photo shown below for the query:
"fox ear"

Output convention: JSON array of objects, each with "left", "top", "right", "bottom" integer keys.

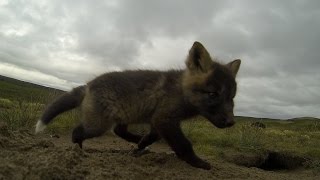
[
  {"left": 227, "top": 59, "right": 241, "bottom": 77},
  {"left": 186, "top": 41, "right": 213, "bottom": 73}
]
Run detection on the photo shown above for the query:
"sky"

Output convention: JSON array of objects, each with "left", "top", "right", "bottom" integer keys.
[{"left": 0, "top": 0, "right": 319, "bottom": 119}]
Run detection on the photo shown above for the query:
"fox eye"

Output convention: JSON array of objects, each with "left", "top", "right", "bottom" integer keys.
[{"left": 208, "top": 92, "right": 218, "bottom": 98}]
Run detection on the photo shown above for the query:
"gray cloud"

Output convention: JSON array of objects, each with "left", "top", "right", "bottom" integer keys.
[{"left": 0, "top": 0, "right": 319, "bottom": 119}]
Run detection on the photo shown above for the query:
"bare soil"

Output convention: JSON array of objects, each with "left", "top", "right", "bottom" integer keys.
[{"left": 0, "top": 126, "right": 319, "bottom": 180}]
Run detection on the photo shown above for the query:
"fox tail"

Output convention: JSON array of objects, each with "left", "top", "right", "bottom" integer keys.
[{"left": 35, "top": 85, "right": 86, "bottom": 133}]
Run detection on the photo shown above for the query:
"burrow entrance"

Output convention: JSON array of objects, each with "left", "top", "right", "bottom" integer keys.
[
  {"left": 258, "top": 152, "right": 307, "bottom": 171},
  {"left": 226, "top": 151, "right": 308, "bottom": 171}
]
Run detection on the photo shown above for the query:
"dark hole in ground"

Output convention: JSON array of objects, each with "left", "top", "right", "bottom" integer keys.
[
  {"left": 225, "top": 151, "right": 308, "bottom": 171},
  {"left": 258, "top": 152, "right": 307, "bottom": 171}
]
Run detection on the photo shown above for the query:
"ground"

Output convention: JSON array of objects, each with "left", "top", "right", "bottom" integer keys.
[{"left": 0, "top": 126, "right": 319, "bottom": 180}]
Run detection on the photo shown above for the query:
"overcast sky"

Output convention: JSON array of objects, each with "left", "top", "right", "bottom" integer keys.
[{"left": 0, "top": 0, "right": 319, "bottom": 119}]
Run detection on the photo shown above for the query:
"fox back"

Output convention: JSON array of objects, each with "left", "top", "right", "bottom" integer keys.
[{"left": 84, "top": 70, "right": 186, "bottom": 125}]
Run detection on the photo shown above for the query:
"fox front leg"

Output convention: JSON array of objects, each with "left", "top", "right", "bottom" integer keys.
[
  {"left": 137, "top": 127, "right": 160, "bottom": 150},
  {"left": 131, "top": 128, "right": 161, "bottom": 156},
  {"left": 156, "top": 121, "right": 211, "bottom": 170}
]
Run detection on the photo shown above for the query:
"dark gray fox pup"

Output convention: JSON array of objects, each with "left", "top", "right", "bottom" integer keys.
[{"left": 35, "top": 41, "right": 241, "bottom": 170}]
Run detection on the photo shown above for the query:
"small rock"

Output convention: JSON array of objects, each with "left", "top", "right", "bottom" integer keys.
[
  {"left": 50, "top": 134, "right": 60, "bottom": 138},
  {"left": 0, "top": 121, "right": 10, "bottom": 137},
  {"left": 37, "top": 140, "right": 55, "bottom": 148}
]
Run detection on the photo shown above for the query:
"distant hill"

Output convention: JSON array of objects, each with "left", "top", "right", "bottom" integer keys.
[
  {"left": 236, "top": 116, "right": 319, "bottom": 121},
  {"left": 0, "top": 75, "right": 65, "bottom": 103},
  {"left": 287, "top": 117, "right": 320, "bottom": 121},
  {"left": 236, "top": 116, "right": 279, "bottom": 121}
]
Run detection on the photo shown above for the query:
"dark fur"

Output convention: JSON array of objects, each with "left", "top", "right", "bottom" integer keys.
[{"left": 38, "top": 41, "right": 241, "bottom": 170}]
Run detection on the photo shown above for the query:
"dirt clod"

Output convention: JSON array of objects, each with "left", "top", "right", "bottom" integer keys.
[
  {"left": 36, "top": 140, "right": 55, "bottom": 148},
  {"left": 0, "top": 121, "right": 10, "bottom": 137}
]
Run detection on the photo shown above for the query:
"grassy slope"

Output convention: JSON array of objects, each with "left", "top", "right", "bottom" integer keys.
[
  {"left": 0, "top": 75, "right": 78, "bottom": 132},
  {"left": 0, "top": 75, "right": 64, "bottom": 102}
]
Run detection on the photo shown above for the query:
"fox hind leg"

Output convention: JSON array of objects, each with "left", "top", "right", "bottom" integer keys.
[
  {"left": 72, "top": 124, "right": 86, "bottom": 148},
  {"left": 72, "top": 106, "right": 113, "bottom": 148},
  {"left": 72, "top": 122, "right": 109, "bottom": 148}
]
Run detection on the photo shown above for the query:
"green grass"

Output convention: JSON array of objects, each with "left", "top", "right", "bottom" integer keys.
[
  {"left": 45, "top": 109, "right": 80, "bottom": 134},
  {"left": 181, "top": 117, "right": 320, "bottom": 171},
  {"left": 182, "top": 118, "right": 266, "bottom": 156},
  {"left": 0, "top": 94, "right": 79, "bottom": 133},
  {"left": 0, "top": 75, "right": 76, "bottom": 132}
]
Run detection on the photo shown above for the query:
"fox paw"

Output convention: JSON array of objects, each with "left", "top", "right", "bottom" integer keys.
[
  {"left": 130, "top": 148, "right": 151, "bottom": 157},
  {"left": 195, "top": 160, "right": 211, "bottom": 170},
  {"left": 187, "top": 158, "right": 211, "bottom": 170}
]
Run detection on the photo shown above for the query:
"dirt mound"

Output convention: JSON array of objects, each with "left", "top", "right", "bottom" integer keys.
[{"left": 0, "top": 125, "right": 319, "bottom": 179}]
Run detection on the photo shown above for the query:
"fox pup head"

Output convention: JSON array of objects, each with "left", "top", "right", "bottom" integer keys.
[{"left": 183, "top": 41, "right": 241, "bottom": 128}]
